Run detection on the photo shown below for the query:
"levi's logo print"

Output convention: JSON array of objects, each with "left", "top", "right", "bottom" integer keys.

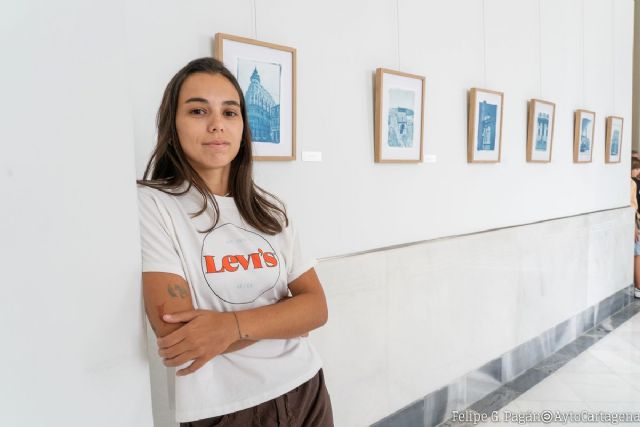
[{"left": 200, "top": 223, "right": 280, "bottom": 304}]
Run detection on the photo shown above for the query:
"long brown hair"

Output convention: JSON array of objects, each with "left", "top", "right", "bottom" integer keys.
[{"left": 137, "top": 57, "right": 288, "bottom": 234}]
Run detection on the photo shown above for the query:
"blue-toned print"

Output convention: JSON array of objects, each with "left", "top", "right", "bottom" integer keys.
[
  {"left": 580, "top": 117, "right": 591, "bottom": 153},
  {"left": 477, "top": 101, "right": 497, "bottom": 151},
  {"left": 535, "top": 112, "right": 549, "bottom": 151},
  {"left": 611, "top": 129, "right": 620, "bottom": 156},
  {"left": 387, "top": 88, "right": 415, "bottom": 148},
  {"left": 238, "top": 59, "right": 281, "bottom": 144}
]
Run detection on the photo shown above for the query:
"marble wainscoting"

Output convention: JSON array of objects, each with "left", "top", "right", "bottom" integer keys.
[{"left": 308, "top": 207, "right": 634, "bottom": 427}]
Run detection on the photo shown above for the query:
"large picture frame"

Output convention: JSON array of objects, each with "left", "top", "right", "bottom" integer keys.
[
  {"left": 215, "top": 33, "right": 296, "bottom": 161},
  {"left": 374, "top": 68, "right": 425, "bottom": 163},
  {"left": 468, "top": 88, "right": 504, "bottom": 163},
  {"left": 573, "top": 109, "right": 596, "bottom": 163},
  {"left": 526, "top": 99, "right": 555, "bottom": 163},
  {"left": 604, "top": 116, "right": 623, "bottom": 164}
]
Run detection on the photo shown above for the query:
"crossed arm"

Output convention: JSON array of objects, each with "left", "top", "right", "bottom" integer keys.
[{"left": 142, "top": 268, "right": 328, "bottom": 376}]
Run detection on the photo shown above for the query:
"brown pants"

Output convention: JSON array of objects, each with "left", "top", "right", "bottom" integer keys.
[{"left": 181, "top": 369, "right": 333, "bottom": 427}]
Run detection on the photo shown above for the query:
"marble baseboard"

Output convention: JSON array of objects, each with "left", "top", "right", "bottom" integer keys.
[{"left": 371, "top": 285, "right": 637, "bottom": 427}]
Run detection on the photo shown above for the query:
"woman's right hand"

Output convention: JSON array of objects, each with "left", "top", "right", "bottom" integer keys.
[{"left": 158, "top": 309, "right": 239, "bottom": 376}]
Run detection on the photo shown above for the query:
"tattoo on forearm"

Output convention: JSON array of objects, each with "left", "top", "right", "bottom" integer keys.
[
  {"left": 167, "top": 285, "right": 177, "bottom": 298},
  {"left": 167, "top": 283, "right": 187, "bottom": 299}
]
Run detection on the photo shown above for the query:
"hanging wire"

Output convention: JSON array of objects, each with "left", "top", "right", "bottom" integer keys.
[
  {"left": 538, "top": 0, "right": 543, "bottom": 98},
  {"left": 611, "top": 0, "right": 616, "bottom": 113},
  {"left": 581, "top": 0, "right": 586, "bottom": 106},
  {"left": 481, "top": 0, "right": 488, "bottom": 87},
  {"left": 396, "top": 0, "right": 401, "bottom": 70},
  {"left": 252, "top": 0, "right": 258, "bottom": 39}
]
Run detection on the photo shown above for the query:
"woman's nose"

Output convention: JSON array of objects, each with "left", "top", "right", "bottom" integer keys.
[{"left": 207, "top": 113, "right": 224, "bottom": 133}]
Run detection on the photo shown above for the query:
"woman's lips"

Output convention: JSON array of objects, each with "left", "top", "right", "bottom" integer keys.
[{"left": 202, "top": 140, "right": 229, "bottom": 150}]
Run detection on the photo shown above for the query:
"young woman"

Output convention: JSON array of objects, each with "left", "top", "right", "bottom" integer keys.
[{"left": 137, "top": 57, "right": 333, "bottom": 426}]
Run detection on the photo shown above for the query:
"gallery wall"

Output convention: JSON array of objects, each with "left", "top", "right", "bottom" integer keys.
[
  {"left": 127, "top": 0, "right": 634, "bottom": 260},
  {"left": 0, "top": 0, "right": 154, "bottom": 426},
  {"left": 0, "top": 1, "right": 633, "bottom": 426},
  {"left": 129, "top": 0, "right": 635, "bottom": 425}
]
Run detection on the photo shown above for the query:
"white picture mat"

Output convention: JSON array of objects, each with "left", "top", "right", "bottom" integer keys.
[
  {"left": 530, "top": 101, "right": 554, "bottom": 162},
  {"left": 221, "top": 38, "right": 293, "bottom": 157},
  {"left": 609, "top": 117, "right": 623, "bottom": 162},
  {"left": 380, "top": 72, "right": 423, "bottom": 161},
  {"left": 472, "top": 90, "right": 502, "bottom": 161},
  {"left": 577, "top": 111, "right": 594, "bottom": 162}
]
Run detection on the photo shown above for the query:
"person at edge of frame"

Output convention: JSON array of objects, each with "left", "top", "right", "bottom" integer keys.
[{"left": 631, "top": 157, "right": 640, "bottom": 300}]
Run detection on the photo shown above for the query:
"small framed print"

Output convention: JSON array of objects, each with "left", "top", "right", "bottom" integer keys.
[
  {"left": 468, "top": 88, "right": 504, "bottom": 163},
  {"left": 605, "top": 116, "right": 623, "bottom": 163},
  {"left": 215, "top": 33, "right": 296, "bottom": 161},
  {"left": 374, "top": 68, "right": 425, "bottom": 163},
  {"left": 527, "top": 99, "right": 555, "bottom": 163},
  {"left": 573, "top": 109, "right": 596, "bottom": 163}
]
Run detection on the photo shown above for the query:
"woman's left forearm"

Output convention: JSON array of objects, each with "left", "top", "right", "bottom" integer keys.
[{"left": 234, "top": 269, "right": 328, "bottom": 340}]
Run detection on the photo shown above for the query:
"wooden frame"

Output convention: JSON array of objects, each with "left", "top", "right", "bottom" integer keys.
[
  {"left": 467, "top": 88, "right": 504, "bottom": 163},
  {"left": 573, "top": 109, "right": 596, "bottom": 163},
  {"left": 374, "top": 68, "right": 425, "bottom": 163},
  {"left": 215, "top": 33, "right": 296, "bottom": 161},
  {"left": 526, "top": 99, "right": 556, "bottom": 163},
  {"left": 605, "top": 116, "right": 623, "bottom": 164}
]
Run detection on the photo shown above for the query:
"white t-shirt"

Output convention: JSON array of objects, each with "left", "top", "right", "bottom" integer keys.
[{"left": 137, "top": 183, "right": 323, "bottom": 422}]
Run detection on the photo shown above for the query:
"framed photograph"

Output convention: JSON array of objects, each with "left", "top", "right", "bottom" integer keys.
[
  {"left": 605, "top": 116, "right": 623, "bottom": 164},
  {"left": 215, "top": 33, "right": 296, "bottom": 161},
  {"left": 526, "top": 99, "right": 555, "bottom": 163},
  {"left": 573, "top": 109, "right": 596, "bottom": 163},
  {"left": 374, "top": 68, "right": 425, "bottom": 163},
  {"left": 468, "top": 88, "right": 504, "bottom": 163}
]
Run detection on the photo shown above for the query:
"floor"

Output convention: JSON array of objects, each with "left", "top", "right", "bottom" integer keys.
[{"left": 444, "top": 299, "right": 640, "bottom": 426}]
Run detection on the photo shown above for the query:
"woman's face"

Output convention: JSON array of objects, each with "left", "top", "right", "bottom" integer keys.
[
  {"left": 632, "top": 168, "right": 640, "bottom": 178},
  {"left": 175, "top": 72, "right": 244, "bottom": 176}
]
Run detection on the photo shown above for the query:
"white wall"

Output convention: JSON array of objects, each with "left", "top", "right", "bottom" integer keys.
[
  {"left": 2, "top": 0, "right": 627, "bottom": 426},
  {"left": 0, "top": 1, "right": 153, "bottom": 425},
  {"left": 128, "top": 0, "right": 634, "bottom": 260},
  {"left": 124, "top": 1, "right": 636, "bottom": 426}
]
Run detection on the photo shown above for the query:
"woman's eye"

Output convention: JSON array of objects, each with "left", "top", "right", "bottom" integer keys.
[
  {"left": 190, "top": 108, "right": 206, "bottom": 115},
  {"left": 224, "top": 110, "right": 239, "bottom": 117}
]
